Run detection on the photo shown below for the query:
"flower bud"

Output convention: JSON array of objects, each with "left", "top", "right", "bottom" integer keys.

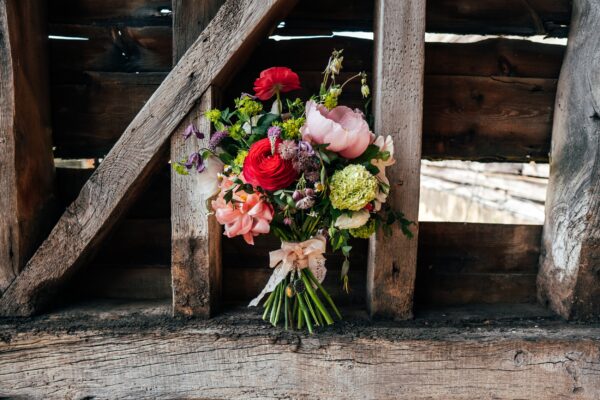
[{"left": 292, "top": 190, "right": 304, "bottom": 202}]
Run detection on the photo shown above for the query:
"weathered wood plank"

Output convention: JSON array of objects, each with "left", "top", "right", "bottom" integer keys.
[
  {"left": 56, "top": 164, "right": 171, "bottom": 219},
  {"left": 426, "top": 0, "right": 571, "bottom": 37},
  {"left": 52, "top": 72, "right": 167, "bottom": 157},
  {"left": 0, "top": 0, "right": 57, "bottom": 294},
  {"left": 48, "top": 0, "right": 173, "bottom": 26},
  {"left": 53, "top": 39, "right": 562, "bottom": 159},
  {"left": 275, "top": 0, "right": 571, "bottom": 37},
  {"left": 171, "top": 90, "right": 222, "bottom": 317},
  {"left": 424, "top": 76, "right": 556, "bottom": 162},
  {"left": 367, "top": 0, "right": 425, "bottom": 319},
  {"left": 537, "top": 0, "right": 600, "bottom": 320},
  {"left": 1, "top": 305, "right": 599, "bottom": 399},
  {"left": 0, "top": 0, "right": 298, "bottom": 317},
  {"left": 48, "top": 24, "right": 172, "bottom": 77},
  {"left": 170, "top": 0, "right": 225, "bottom": 318}
]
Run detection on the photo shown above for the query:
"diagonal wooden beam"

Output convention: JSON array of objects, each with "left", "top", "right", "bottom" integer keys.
[
  {"left": 537, "top": 0, "right": 600, "bottom": 320},
  {"left": 0, "top": 0, "right": 57, "bottom": 295},
  {"left": 0, "top": 0, "right": 297, "bottom": 316},
  {"left": 171, "top": 0, "right": 226, "bottom": 318},
  {"left": 367, "top": 0, "right": 426, "bottom": 319}
]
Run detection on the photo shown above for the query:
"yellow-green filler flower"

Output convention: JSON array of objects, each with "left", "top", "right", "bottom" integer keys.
[
  {"left": 330, "top": 164, "right": 378, "bottom": 211},
  {"left": 232, "top": 150, "right": 248, "bottom": 174},
  {"left": 276, "top": 117, "right": 305, "bottom": 140},
  {"left": 205, "top": 109, "right": 222, "bottom": 123}
]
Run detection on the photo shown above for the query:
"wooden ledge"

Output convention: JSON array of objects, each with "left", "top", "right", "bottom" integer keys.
[{"left": 2, "top": 301, "right": 600, "bottom": 399}]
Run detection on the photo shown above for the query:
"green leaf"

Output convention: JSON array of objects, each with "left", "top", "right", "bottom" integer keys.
[
  {"left": 341, "top": 245, "right": 352, "bottom": 257},
  {"left": 254, "top": 113, "right": 280, "bottom": 136},
  {"left": 354, "top": 144, "right": 380, "bottom": 163}
]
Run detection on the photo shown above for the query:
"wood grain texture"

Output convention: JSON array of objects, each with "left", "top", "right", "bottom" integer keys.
[
  {"left": 171, "top": 91, "right": 222, "bottom": 317},
  {"left": 274, "top": 0, "right": 571, "bottom": 37},
  {"left": 170, "top": 0, "right": 225, "bottom": 318},
  {"left": 0, "top": 0, "right": 57, "bottom": 294},
  {"left": 1, "top": 305, "right": 600, "bottom": 399},
  {"left": 48, "top": 0, "right": 173, "bottom": 26},
  {"left": 0, "top": 0, "right": 298, "bottom": 317},
  {"left": 424, "top": 75, "right": 556, "bottom": 162},
  {"left": 538, "top": 0, "right": 600, "bottom": 320},
  {"left": 367, "top": 0, "right": 425, "bottom": 319},
  {"left": 52, "top": 39, "right": 562, "bottom": 160},
  {"left": 70, "top": 222, "right": 542, "bottom": 307},
  {"left": 426, "top": 0, "right": 571, "bottom": 37}
]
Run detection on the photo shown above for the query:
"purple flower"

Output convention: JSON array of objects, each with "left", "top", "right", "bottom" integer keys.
[
  {"left": 184, "top": 152, "right": 205, "bottom": 173},
  {"left": 267, "top": 126, "right": 282, "bottom": 139},
  {"left": 298, "top": 140, "right": 314, "bottom": 155},
  {"left": 292, "top": 190, "right": 304, "bottom": 202},
  {"left": 183, "top": 124, "right": 205, "bottom": 140},
  {"left": 283, "top": 217, "right": 293, "bottom": 226},
  {"left": 209, "top": 130, "right": 229, "bottom": 151}
]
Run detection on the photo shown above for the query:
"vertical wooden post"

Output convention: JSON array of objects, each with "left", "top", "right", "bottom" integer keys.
[
  {"left": 0, "top": 0, "right": 56, "bottom": 294},
  {"left": 537, "top": 0, "right": 600, "bottom": 320},
  {"left": 171, "top": 0, "right": 225, "bottom": 317},
  {"left": 367, "top": 0, "right": 426, "bottom": 319}
]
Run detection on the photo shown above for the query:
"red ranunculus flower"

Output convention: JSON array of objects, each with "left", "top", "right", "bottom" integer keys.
[
  {"left": 253, "top": 67, "right": 301, "bottom": 101},
  {"left": 243, "top": 138, "right": 298, "bottom": 191}
]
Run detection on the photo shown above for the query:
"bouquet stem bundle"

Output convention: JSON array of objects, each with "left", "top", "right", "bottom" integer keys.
[{"left": 261, "top": 269, "right": 341, "bottom": 333}]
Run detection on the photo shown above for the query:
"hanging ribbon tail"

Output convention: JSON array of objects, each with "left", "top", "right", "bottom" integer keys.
[{"left": 248, "top": 235, "right": 327, "bottom": 307}]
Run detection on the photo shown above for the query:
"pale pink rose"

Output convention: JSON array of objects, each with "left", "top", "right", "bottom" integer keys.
[
  {"left": 300, "top": 100, "right": 374, "bottom": 159},
  {"left": 211, "top": 177, "right": 274, "bottom": 245}
]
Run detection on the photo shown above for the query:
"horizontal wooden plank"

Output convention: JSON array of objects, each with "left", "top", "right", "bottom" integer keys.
[
  {"left": 274, "top": 0, "right": 571, "bottom": 37},
  {"left": 56, "top": 163, "right": 171, "bottom": 219},
  {"left": 49, "top": 24, "right": 172, "bottom": 79},
  {"left": 52, "top": 72, "right": 166, "bottom": 157},
  {"left": 74, "top": 221, "right": 542, "bottom": 306},
  {"left": 426, "top": 39, "right": 564, "bottom": 79},
  {"left": 424, "top": 75, "right": 555, "bottom": 162},
  {"left": 74, "top": 265, "right": 171, "bottom": 299},
  {"left": 426, "top": 0, "right": 571, "bottom": 37},
  {"left": 2, "top": 304, "right": 600, "bottom": 399},
  {"left": 48, "top": 0, "right": 173, "bottom": 26},
  {"left": 418, "top": 223, "right": 542, "bottom": 274}
]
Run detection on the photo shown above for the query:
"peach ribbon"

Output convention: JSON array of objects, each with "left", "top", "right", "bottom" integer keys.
[{"left": 249, "top": 235, "right": 327, "bottom": 307}]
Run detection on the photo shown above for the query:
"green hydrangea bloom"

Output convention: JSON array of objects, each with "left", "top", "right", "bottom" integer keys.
[
  {"left": 277, "top": 117, "right": 305, "bottom": 140},
  {"left": 228, "top": 123, "right": 245, "bottom": 141},
  {"left": 330, "top": 164, "right": 378, "bottom": 211},
  {"left": 205, "top": 109, "right": 221, "bottom": 123},
  {"left": 350, "top": 219, "right": 376, "bottom": 239},
  {"left": 232, "top": 150, "right": 248, "bottom": 174},
  {"left": 236, "top": 97, "right": 263, "bottom": 116}
]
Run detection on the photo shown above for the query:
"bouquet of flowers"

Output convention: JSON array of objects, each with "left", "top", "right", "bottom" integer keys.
[{"left": 175, "top": 50, "right": 412, "bottom": 333}]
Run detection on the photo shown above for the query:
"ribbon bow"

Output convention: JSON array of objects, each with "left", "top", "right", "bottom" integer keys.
[{"left": 249, "top": 235, "right": 327, "bottom": 307}]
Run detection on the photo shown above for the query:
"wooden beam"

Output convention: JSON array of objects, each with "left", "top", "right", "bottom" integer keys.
[
  {"left": 367, "top": 0, "right": 425, "bottom": 319},
  {"left": 2, "top": 304, "right": 600, "bottom": 399},
  {"left": 0, "top": 0, "right": 297, "bottom": 317},
  {"left": 171, "top": 90, "right": 222, "bottom": 317},
  {"left": 537, "top": 0, "right": 600, "bottom": 320},
  {"left": 0, "top": 0, "right": 56, "bottom": 294},
  {"left": 170, "top": 0, "right": 225, "bottom": 317}
]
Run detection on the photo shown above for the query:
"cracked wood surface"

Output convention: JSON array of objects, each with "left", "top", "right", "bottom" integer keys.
[
  {"left": 367, "top": 0, "right": 425, "bottom": 319},
  {"left": 1, "top": 302, "right": 599, "bottom": 399},
  {"left": 0, "top": 0, "right": 56, "bottom": 295},
  {"left": 0, "top": 0, "right": 297, "bottom": 316},
  {"left": 537, "top": 0, "right": 600, "bottom": 320},
  {"left": 170, "top": 0, "right": 224, "bottom": 317}
]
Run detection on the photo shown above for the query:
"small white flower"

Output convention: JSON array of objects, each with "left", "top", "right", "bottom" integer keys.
[
  {"left": 197, "top": 156, "right": 225, "bottom": 199},
  {"left": 334, "top": 209, "right": 370, "bottom": 229}
]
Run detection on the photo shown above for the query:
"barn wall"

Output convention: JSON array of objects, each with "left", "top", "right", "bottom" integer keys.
[{"left": 46, "top": 0, "right": 570, "bottom": 307}]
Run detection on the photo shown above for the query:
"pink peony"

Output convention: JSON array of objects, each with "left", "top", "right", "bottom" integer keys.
[
  {"left": 300, "top": 100, "right": 374, "bottom": 159},
  {"left": 212, "top": 177, "right": 274, "bottom": 245}
]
